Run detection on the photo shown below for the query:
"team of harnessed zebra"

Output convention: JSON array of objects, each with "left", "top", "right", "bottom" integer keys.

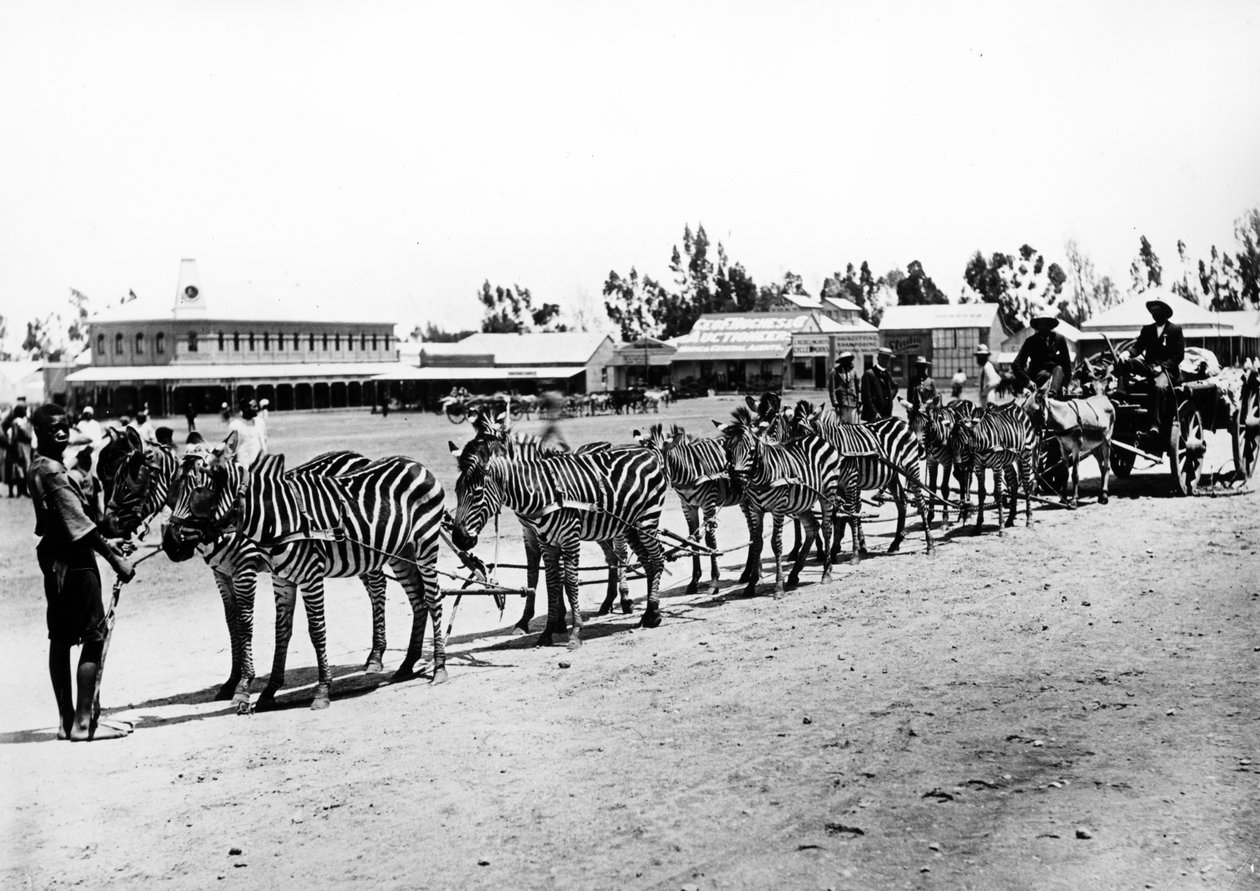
[{"left": 96, "top": 379, "right": 1113, "bottom": 711}]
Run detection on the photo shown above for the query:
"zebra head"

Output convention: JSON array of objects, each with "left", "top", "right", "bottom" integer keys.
[
  {"left": 97, "top": 426, "right": 139, "bottom": 506},
  {"left": 921, "top": 397, "right": 956, "bottom": 450},
  {"left": 162, "top": 436, "right": 246, "bottom": 562},
  {"left": 449, "top": 437, "right": 504, "bottom": 551},
  {"left": 105, "top": 432, "right": 178, "bottom": 539},
  {"left": 716, "top": 406, "right": 764, "bottom": 478}
]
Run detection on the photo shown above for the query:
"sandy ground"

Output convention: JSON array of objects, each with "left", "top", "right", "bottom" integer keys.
[{"left": 1, "top": 398, "right": 1257, "bottom": 890}]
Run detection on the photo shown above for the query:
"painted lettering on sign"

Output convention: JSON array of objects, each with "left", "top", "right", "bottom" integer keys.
[{"left": 884, "top": 336, "right": 921, "bottom": 354}]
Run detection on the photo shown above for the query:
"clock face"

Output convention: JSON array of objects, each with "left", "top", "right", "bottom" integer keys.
[{"left": 182, "top": 285, "right": 199, "bottom": 303}]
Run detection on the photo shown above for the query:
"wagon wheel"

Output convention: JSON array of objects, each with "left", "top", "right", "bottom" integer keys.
[
  {"left": 1110, "top": 444, "right": 1135, "bottom": 478},
  {"left": 1036, "top": 437, "right": 1068, "bottom": 495},
  {"left": 1169, "top": 408, "right": 1205, "bottom": 496},
  {"left": 445, "top": 404, "right": 467, "bottom": 425},
  {"left": 1231, "top": 376, "right": 1260, "bottom": 481}
]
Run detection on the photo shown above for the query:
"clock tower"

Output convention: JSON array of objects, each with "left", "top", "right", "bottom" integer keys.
[{"left": 173, "top": 258, "right": 206, "bottom": 318}]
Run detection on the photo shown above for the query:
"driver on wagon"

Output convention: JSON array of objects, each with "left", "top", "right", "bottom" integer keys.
[
  {"left": 1117, "top": 297, "right": 1185, "bottom": 440},
  {"left": 1012, "top": 306, "right": 1072, "bottom": 397}
]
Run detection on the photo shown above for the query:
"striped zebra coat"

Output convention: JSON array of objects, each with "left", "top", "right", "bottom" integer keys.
[
  {"left": 159, "top": 447, "right": 390, "bottom": 711},
  {"left": 919, "top": 397, "right": 976, "bottom": 526},
  {"left": 718, "top": 406, "right": 848, "bottom": 597},
  {"left": 957, "top": 401, "right": 1036, "bottom": 534},
  {"left": 635, "top": 423, "right": 757, "bottom": 596},
  {"left": 223, "top": 442, "right": 448, "bottom": 708},
  {"left": 458, "top": 409, "right": 634, "bottom": 630},
  {"left": 450, "top": 438, "right": 667, "bottom": 648},
  {"left": 795, "top": 403, "right": 934, "bottom": 556}
]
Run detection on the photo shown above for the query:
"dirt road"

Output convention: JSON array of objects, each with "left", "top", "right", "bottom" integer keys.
[{"left": 1, "top": 403, "right": 1256, "bottom": 889}]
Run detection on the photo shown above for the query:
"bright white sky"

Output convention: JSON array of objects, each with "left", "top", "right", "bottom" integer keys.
[{"left": 1, "top": 1, "right": 1258, "bottom": 339}]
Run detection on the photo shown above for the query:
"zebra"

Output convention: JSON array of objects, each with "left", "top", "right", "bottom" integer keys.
[
  {"left": 790, "top": 402, "right": 935, "bottom": 557},
  {"left": 458, "top": 408, "right": 633, "bottom": 631},
  {"left": 919, "top": 397, "right": 976, "bottom": 526},
  {"left": 227, "top": 440, "right": 448, "bottom": 708},
  {"left": 957, "top": 401, "right": 1036, "bottom": 534},
  {"left": 157, "top": 445, "right": 391, "bottom": 710},
  {"left": 102, "top": 427, "right": 178, "bottom": 538},
  {"left": 449, "top": 437, "right": 667, "bottom": 649},
  {"left": 717, "top": 405, "right": 848, "bottom": 597},
  {"left": 633, "top": 423, "right": 757, "bottom": 596}
]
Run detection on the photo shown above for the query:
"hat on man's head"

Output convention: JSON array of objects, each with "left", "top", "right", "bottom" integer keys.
[
  {"left": 877, "top": 347, "right": 894, "bottom": 358},
  {"left": 837, "top": 351, "right": 854, "bottom": 362},
  {"left": 974, "top": 344, "right": 992, "bottom": 357},
  {"left": 1145, "top": 297, "right": 1173, "bottom": 319},
  {"left": 81, "top": 405, "right": 94, "bottom": 416},
  {"left": 915, "top": 356, "right": 931, "bottom": 366}
]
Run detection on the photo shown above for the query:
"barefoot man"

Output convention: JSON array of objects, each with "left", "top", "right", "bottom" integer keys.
[{"left": 28, "top": 404, "right": 135, "bottom": 741}]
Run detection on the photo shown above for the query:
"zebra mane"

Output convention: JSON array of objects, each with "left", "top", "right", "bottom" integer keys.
[
  {"left": 455, "top": 436, "right": 493, "bottom": 476},
  {"left": 470, "top": 407, "right": 507, "bottom": 440}
]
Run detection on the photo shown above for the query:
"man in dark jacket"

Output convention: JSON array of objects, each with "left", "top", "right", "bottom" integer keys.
[
  {"left": 861, "top": 347, "right": 897, "bottom": 421},
  {"left": 908, "top": 357, "right": 937, "bottom": 411},
  {"left": 1013, "top": 311, "right": 1073, "bottom": 396},
  {"left": 1120, "top": 297, "right": 1185, "bottom": 438},
  {"left": 830, "top": 351, "right": 861, "bottom": 423}
]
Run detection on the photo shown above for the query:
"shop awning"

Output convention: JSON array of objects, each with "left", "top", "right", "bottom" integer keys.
[
  {"left": 67, "top": 362, "right": 405, "bottom": 383},
  {"left": 372, "top": 365, "right": 585, "bottom": 381}
]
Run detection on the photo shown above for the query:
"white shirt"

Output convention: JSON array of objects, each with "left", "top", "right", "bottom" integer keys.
[
  {"left": 228, "top": 417, "right": 265, "bottom": 469},
  {"left": 977, "top": 361, "right": 1003, "bottom": 408}
]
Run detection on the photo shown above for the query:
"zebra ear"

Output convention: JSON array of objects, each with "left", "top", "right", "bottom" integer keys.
[
  {"left": 448, "top": 440, "right": 460, "bottom": 455},
  {"left": 711, "top": 418, "right": 723, "bottom": 429},
  {"left": 217, "top": 430, "right": 240, "bottom": 465},
  {"left": 632, "top": 428, "right": 642, "bottom": 441},
  {"left": 123, "top": 425, "right": 144, "bottom": 453},
  {"left": 744, "top": 395, "right": 757, "bottom": 413}
]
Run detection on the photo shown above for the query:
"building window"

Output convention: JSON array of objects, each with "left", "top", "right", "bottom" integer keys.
[
  {"left": 156, "top": 332, "right": 166, "bottom": 354},
  {"left": 186, "top": 332, "right": 196, "bottom": 352},
  {"left": 233, "top": 332, "right": 240, "bottom": 351},
  {"left": 135, "top": 332, "right": 145, "bottom": 354},
  {"left": 323, "top": 333, "right": 329, "bottom": 350},
  {"left": 218, "top": 331, "right": 225, "bottom": 351},
  {"left": 383, "top": 334, "right": 391, "bottom": 352},
  {"left": 360, "top": 333, "right": 367, "bottom": 351},
  {"left": 372, "top": 333, "right": 378, "bottom": 350},
  {"left": 263, "top": 332, "right": 270, "bottom": 351},
  {"left": 115, "top": 333, "right": 124, "bottom": 355},
  {"left": 96, "top": 333, "right": 105, "bottom": 356},
  {"left": 292, "top": 332, "right": 299, "bottom": 350},
  {"left": 334, "top": 334, "right": 341, "bottom": 351},
  {"left": 307, "top": 333, "right": 314, "bottom": 351}
]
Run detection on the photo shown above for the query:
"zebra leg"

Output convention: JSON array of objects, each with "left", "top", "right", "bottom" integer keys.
[
  {"left": 787, "top": 512, "right": 819, "bottom": 588},
  {"left": 926, "top": 460, "right": 939, "bottom": 525},
  {"left": 1022, "top": 456, "right": 1035, "bottom": 528},
  {"left": 629, "top": 527, "right": 665, "bottom": 628},
  {"left": 562, "top": 538, "right": 584, "bottom": 649},
  {"left": 359, "top": 570, "right": 388, "bottom": 673},
  {"left": 848, "top": 482, "right": 863, "bottom": 566},
  {"left": 256, "top": 578, "right": 299, "bottom": 712},
  {"left": 596, "top": 538, "right": 630, "bottom": 616},
  {"left": 972, "top": 467, "right": 986, "bottom": 533},
  {"left": 537, "top": 542, "right": 566, "bottom": 647},
  {"left": 416, "top": 535, "right": 446, "bottom": 684},
  {"left": 909, "top": 471, "right": 934, "bottom": 555},
  {"left": 888, "top": 477, "right": 906, "bottom": 554},
  {"left": 515, "top": 525, "right": 541, "bottom": 634},
  {"left": 994, "top": 467, "right": 1006, "bottom": 536},
  {"left": 770, "top": 513, "right": 785, "bottom": 597},
  {"left": 786, "top": 519, "right": 800, "bottom": 563},
  {"left": 227, "top": 564, "right": 258, "bottom": 713},
  {"left": 681, "top": 500, "right": 702, "bottom": 597},
  {"left": 392, "top": 538, "right": 446, "bottom": 684},
  {"left": 702, "top": 494, "right": 721, "bottom": 595},
  {"left": 737, "top": 503, "right": 762, "bottom": 584},
  {"left": 210, "top": 568, "right": 243, "bottom": 702},
  {"left": 297, "top": 581, "right": 333, "bottom": 709}
]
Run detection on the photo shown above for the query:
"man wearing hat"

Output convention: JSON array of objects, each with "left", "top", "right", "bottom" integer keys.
[
  {"left": 830, "top": 351, "right": 861, "bottom": 423},
  {"left": 227, "top": 398, "right": 267, "bottom": 469},
  {"left": 908, "top": 357, "right": 937, "bottom": 411},
  {"left": 861, "top": 347, "right": 897, "bottom": 422},
  {"left": 1012, "top": 308, "right": 1072, "bottom": 396},
  {"left": 975, "top": 344, "right": 1002, "bottom": 409},
  {"left": 1118, "top": 296, "right": 1185, "bottom": 439}
]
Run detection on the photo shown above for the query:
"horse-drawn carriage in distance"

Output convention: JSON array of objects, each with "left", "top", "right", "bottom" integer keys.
[
  {"left": 1085, "top": 344, "right": 1259, "bottom": 495},
  {"left": 441, "top": 389, "right": 536, "bottom": 425}
]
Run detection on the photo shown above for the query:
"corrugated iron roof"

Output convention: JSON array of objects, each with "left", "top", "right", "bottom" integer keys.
[{"left": 879, "top": 303, "right": 998, "bottom": 330}]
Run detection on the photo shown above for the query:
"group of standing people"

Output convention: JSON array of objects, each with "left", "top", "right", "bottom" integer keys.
[{"left": 829, "top": 347, "right": 939, "bottom": 422}]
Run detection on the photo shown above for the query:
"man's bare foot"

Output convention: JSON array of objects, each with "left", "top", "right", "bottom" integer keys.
[{"left": 69, "top": 717, "right": 133, "bottom": 741}]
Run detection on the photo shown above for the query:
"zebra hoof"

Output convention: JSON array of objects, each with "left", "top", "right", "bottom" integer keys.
[
  {"left": 429, "top": 667, "right": 449, "bottom": 686},
  {"left": 638, "top": 609, "right": 662, "bottom": 629},
  {"left": 566, "top": 634, "right": 582, "bottom": 650},
  {"left": 1098, "top": 494, "right": 1109, "bottom": 505},
  {"left": 511, "top": 623, "right": 531, "bottom": 636},
  {"left": 310, "top": 686, "right": 331, "bottom": 710},
  {"left": 820, "top": 572, "right": 833, "bottom": 584},
  {"left": 255, "top": 690, "right": 279, "bottom": 712},
  {"left": 213, "top": 677, "right": 240, "bottom": 701},
  {"left": 364, "top": 656, "right": 385, "bottom": 674},
  {"left": 785, "top": 575, "right": 800, "bottom": 589},
  {"left": 620, "top": 598, "right": 634, "bottom": 614},
  {"left": 596, "top": 604, "right": 612, "bottom": 617},
  {"left": 537, "top": 632, "right": 556, "bottom": 648}
]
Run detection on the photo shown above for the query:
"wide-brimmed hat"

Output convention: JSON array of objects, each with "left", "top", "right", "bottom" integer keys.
[
  {"left": 836, "top": 351, "right": 854, "bottom": 362},
  {"left": 974, "top": 344, "right": 991, "bottom": 357},
  {"left": 877, "top": 347, "right": 894, "bottom": 358},
  {"left": 1030, "top": 314, "right": 1060, "bottom": 331},
  {"left": 1145, "top": 297, "right": 1173, "bottom": 318},
  {"left": 81, "top": 405, "right": 94, "bottom": 416},
  {"left": 915, "top": 356, "right": 931, "bottom": 366}
]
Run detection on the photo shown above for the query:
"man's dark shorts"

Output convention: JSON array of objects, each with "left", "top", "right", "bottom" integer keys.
[{"left": 38, "top": 541, "right": 107, "bottom": 646}]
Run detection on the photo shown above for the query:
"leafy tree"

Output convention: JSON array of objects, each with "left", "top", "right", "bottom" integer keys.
[
  {"left": 477, "top": 281, "right": 566, "bottom": 333},
  {"left": 820, "top": 261, "right": 887, "bottom": 326},
  {"left": 603, "top": 267, "right": 668, "bottom": 341},
  {"left": 1233, "top": 207, "right": 1260, "bottom": 307},
  {"left": 1059, "top": 240, "right": 1122, "bottom": 327},
  {"left": 713, "top": 244, "right": 759, "bottom": 313},
  {"left": 1197, "top": 244, "right": 1246, "bottom": 311},
  {"left": 412, "top": 322, "right": 473, "bottom": 342},
  {"left": 0, "top": 313, "right": 10, "bottom": 361},
  {"left": 895, "top": 260, "right": 949, "bottom": 307},
  {"left": 1129, "top": 235, "right": 1163, "bottom": 293},
  {"left": 962, "top": 247, "right": 1066, "bottom": 330}
]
